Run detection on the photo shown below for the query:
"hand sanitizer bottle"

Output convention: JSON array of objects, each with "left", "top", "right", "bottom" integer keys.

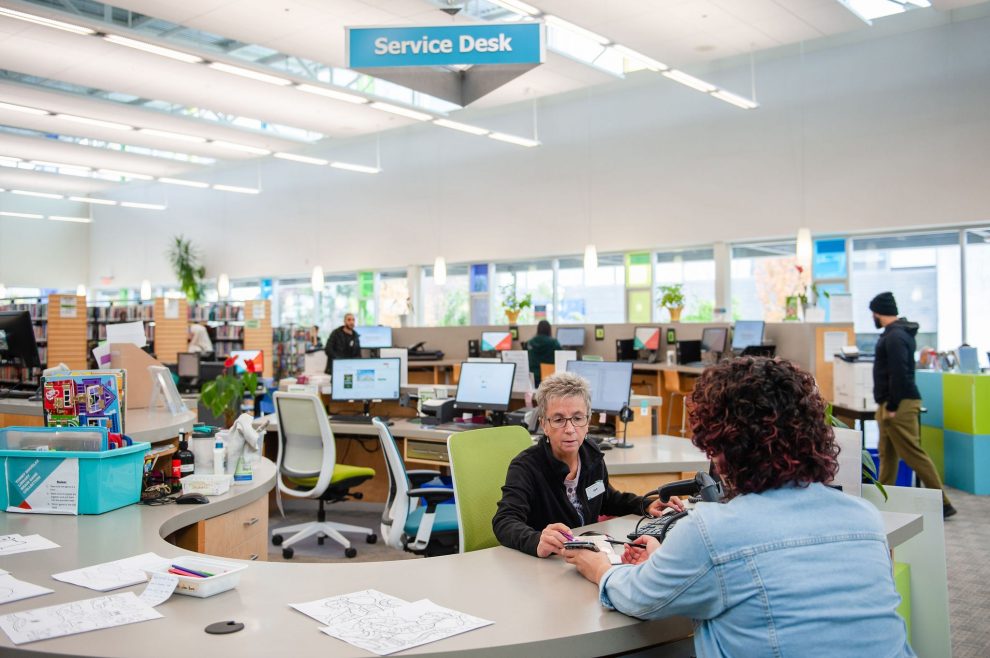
[{"left": 213, "top": 439, "right": 225, "bottom": 476}]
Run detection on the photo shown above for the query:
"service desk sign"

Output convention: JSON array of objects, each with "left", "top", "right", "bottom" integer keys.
[{"left": 347, "top": 22, "right": 544, "bottom": 68}]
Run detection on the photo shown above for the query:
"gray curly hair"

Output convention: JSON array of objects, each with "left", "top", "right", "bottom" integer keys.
[{"left": 535, "top": 371, "right": 591, "bottom": 421}]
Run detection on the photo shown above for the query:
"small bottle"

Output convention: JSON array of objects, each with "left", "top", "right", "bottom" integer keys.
[
  {"left": 171, "top": 457, "right": 182, "bottom": 493},
  {"left": 213, "top": 439, "right": 225, "bottom": 475},
  {"left": 177, "top": 433, "right": 195, "bottom": 480}
]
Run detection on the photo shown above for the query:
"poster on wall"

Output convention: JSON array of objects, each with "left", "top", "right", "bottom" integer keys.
[
  {"left": 251, "top": 302, "right": 266, "bottom": 321},
  {"left": 59, "top": 298, "right": 77, "bottom": 319}
]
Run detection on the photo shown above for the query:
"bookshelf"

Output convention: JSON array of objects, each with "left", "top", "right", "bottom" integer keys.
[
  {"left": 153, "top": 298, "right": 189, "bottom": 365},
  {"left": 87, "top": 301, "right": 155, "bottom": 367},
  {"left": 0, "top": 298, "right": 47, "bottom": 388},
  {"left": 190, "top": 301, "right": 272, "bottom": 377},
  {"left": 273, "top": 325, "right": 312, "bottom": 379},
  {"left": 47, "top": 294, "right": 87, "bottom": 370},
  {"left": 243, "top": 300, "right": 273, "bottom": 378}
]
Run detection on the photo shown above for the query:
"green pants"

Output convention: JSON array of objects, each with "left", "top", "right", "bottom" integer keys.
[{"left": 876, "top": 399, "right": 951, "bottom": 506}]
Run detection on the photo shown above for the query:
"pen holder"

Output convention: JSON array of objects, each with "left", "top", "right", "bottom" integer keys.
[{"left": 150, "top": 556, "right": 247, "bottom": 598}]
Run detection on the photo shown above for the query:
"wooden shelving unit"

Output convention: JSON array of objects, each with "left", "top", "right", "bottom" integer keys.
[
  {"left": 47, "top": 294, "right": 87, "bottom": 370},
  {"left": 153, "top": 298, "right": 190, "bottom": 365},
  {"left": 243, "top": 300, "right": 273, "bottom": 378}
]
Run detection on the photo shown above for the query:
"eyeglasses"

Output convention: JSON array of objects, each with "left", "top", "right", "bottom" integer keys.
[{"left": 546, "top": 414, "right": 589, "bottom": 429}]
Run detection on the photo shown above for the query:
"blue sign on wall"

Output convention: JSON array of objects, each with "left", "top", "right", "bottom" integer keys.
[{"left": 348, "top": 23, "right": 544, "bottom": 68}]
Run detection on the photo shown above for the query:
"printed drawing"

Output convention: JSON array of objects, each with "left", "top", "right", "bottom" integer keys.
[
  {"left": 0, "top": 593, "right": 161, "bottom": 645},
  {"left": 0, "top": 536, "right": 28, "bottom": 553}
]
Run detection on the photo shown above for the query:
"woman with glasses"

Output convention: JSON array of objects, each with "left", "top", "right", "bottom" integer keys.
[{"left": 493, "top": 372, "right": 683, "bottom": 557}]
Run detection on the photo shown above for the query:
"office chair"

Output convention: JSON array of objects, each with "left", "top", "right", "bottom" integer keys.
[
  {"left": 663, "top": 369, "right": 691, "bottom": 437},
  {"left": 373, "top": 418, "right": 458, "bottom": 556},
  {"left": 448, "top": 425, "right": 532, "bottom": 552},
  {"left": 270, "top": 392, "right": 377, "bottom": 559},
  {"left": 539, "top": 362, "right": 555, "bottom": 383}
]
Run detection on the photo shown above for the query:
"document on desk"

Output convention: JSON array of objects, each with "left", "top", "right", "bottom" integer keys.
[
  {"left": 52, "top": 552, "right": 171, "bottom": 592},
  {"left": 0, "top": 534, "right": 60, "bottom": 556},
  {"left": 138, "top": 572, "right": 178, "bottom": 607},
  {"left": 0, "top": 571, "right": 54, "bottom": 604},
  {"left": 291, "top": 589, "right": 493, "bottom": 656},
  {"left": 0, "top": 592, "right": 161, "bottom": 645}
]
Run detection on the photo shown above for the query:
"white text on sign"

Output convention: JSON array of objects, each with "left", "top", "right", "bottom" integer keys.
[{"left": 373, "top": 34, "right": 513, "bottom": 56}]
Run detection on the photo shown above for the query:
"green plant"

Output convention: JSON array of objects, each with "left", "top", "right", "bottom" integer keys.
[
  {"left": 201, "top": 356, "right": 259, "bottom": 427},
  {"left": 657, "top": 284, "right": 685, "bottom": 309},
  {"left": 825, "top": 404, "right": 887, "bottom": 501},
  {"left": 168, "top": 235, "right": 206, "bottom": 303},
  {"left": 500, "top": 283, "right": 532, "bottom": 314}
]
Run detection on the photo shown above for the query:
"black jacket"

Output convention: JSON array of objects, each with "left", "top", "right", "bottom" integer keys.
[
  {"left": 873, "top": 318, "right": 921, "bottom": 412},
  {"left": 493, "top": 437, "right": 646, "bottom": 556},
  {"left": 324, "top": 327, "right": 361, "bottom": 373}
]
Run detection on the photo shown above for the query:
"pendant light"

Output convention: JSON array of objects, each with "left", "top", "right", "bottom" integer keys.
[
  {"left": 796, "top": 228, "right": 812, "bottom": 271},
  {"left": 140, "top": 279, "right": 152, "bottom": 301},
  {"left": 76, "top": 284, "right": 86, "bottom": 297},
  {"left": 583, "top": 243, "right": 598, "bottom": 274},
  {"left": 433, "top": 256, "right": 447, "bottom": 286},
  {"left": 311, "top": 265, "right": 325, "bottom": 293},
  {"left": 217, "top": 273, "right": 231, "bottom": 299}
]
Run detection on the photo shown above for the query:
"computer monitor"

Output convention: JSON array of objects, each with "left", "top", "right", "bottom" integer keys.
[
  {"left": 701, "top": 327, "right": 728, "bottom": 354},
  {"left": 356, "top": 325, "right": 392, "bottom": 349},
  {"left": 331, "top": 358, "right": 401, "bottom": 401},
  {"left": 565, "top": 360, "right": 633, "bottom": 414},
  {"left": 454, "top": 361, "right": 516, "bottom": 412},
  {"left": 229, "top": 350, "right": 264, "bottom": 374},
  {"left": 731, "top": 321, "right": 765, "bottom": 351},
  {"left": 0, "top": 311, "right": 41, "bottom": 371},
  {"left": 556, "top": 327, "right": 586, "bottom": 348},
  {"left": 199, "top": 361, "right": 225, "bottom": 384},
  {"left": 633, "top": 326, "right": 661, "bottom": 351},
  {"left": 177, "top": 352, "right": 200, "bottom": 378},
  {"left": 481, "top": 331, "right": 513, "bottom": 352}
]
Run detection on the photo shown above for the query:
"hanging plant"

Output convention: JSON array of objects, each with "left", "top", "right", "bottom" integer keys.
[{"left": 168, "top": 235, "right": 206, "bottom": 303}]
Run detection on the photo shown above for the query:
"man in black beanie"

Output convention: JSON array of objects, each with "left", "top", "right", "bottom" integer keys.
[{"left": 870, "top": 292, "right": 956, "bottom": 518}]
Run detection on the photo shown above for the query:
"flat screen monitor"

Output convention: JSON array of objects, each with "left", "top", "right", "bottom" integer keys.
[
  {"left": 331, "top": 358, "right": 401, "bottom": 401},
  {"left": 633, "top": 326, "right": 661, "bottom": 351},
  {"left": 454, "top": 361, "right": 516, "bottom": 412},
  {"left": 565, "top": 360, "right": 633, "bottom": 414},
  {"left": 0, "top": 311, "right": 41, "bottom": 370},
  {"left": 229, "top": 350, "right": 264, "bottom": 374},
  {"left": 481, "top": 331, "right": 513, "bottom": 352},
  {"left": 356, "top": 325, "right": 392, "bottom": 349},
  {"left": 177, "top": 352, "right": 200, "bottom": 378},
  {"left": 701, "top": 327, "right": 728, "bottom": 354},
  {"left": 556, "top": 327, "right": 586, "bottom": 348},
  {"left": 731, "top": 321, "right": 765, "bottom": 351}
]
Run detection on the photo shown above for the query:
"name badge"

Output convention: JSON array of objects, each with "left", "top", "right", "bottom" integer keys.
[{"left": 586, "top": 480, "right": 605, "bottom": 500}]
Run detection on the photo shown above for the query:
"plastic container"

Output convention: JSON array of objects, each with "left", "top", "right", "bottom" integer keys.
[
  {"left": 179, "top": 474, "right": 232, "bottom": 497},
  {"left": 151, "top": 556, "right": 247, "bottom": 598}
]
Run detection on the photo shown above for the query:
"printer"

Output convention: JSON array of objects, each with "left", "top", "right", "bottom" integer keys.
[{"left": 420, "top": 398, "right": 456, "bottom": 425}]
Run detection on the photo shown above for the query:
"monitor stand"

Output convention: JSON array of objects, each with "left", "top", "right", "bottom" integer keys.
[{"left": 489, "top": 411, "right": 506, "bottom": 427}]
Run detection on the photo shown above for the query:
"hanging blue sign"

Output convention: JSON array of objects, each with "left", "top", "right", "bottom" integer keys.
[{"left": 347, "top": 22, "right": 544, "bottom": 68}]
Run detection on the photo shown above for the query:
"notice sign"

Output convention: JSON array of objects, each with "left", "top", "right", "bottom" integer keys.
[
  {"left": 5, "top": 457, "right": 79, "bottom": 515},
  {"left": 59, "top": 297, "right": 77, "bottom": 319},
  {"left": 347, "top": 22, "right": 543, "bottom": 68}
]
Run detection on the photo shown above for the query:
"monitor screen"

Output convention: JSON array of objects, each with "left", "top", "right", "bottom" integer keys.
[
  {"left": 454, "top": 361, "right": 516, "bottom": 411},
  {"left": 701, "top": 327, "right": 728, "bottom": 354},
  {"left": 331, "top": 358, "right": 401, "bottom": 401},
  {"left": 481, "top": 331, "right": 513, "bottom": 352},
  {"left": 177, "top": 353, "right": 200, "bottom": 378},
  {"left": 0, "top": 311, "right": 41, "bottom": 370},
  {"left": 633, "top": 326, "right": 661, "bottom": 351},
  {"left": 356, "top": 325, "right": 392, "bottom": 349},
  {"left": 731, "top": 321, "right": 765, "bottom": 351},
  {"left": 556, "top": 327, "right": 586, "bottom": 348},
  {"left": 230, "top": 350, "right": 264, "bottom": 374},
  {"left": 565, "top": 360, "right": 633, "bottom": 414}
]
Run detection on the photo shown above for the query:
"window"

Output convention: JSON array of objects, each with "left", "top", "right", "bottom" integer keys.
[
  {"left": 965, "top": 229, "right": 990, "bottom": 346},
  {"left": 493, "top": 260, "right": 554, "bottom": 324},
  {"left": 730, "top": 241, "right": 798, "bottom": 321},
  {"left": 377, "top": 271, "right": 410, "bottom": 328},
  {"left": 557, "top": 253, "right": 625, "bottom": 323},
  {"left": 422, "top": 265, "right": 469, "bottom": 327},
  {"left": 654, "top": 248, "right": 716, "bottom": 322},
  {"left": 231, "top": 280, "right": 261, "bottom": 302},
  {"left": 276, "top": 278, "right": 317, "bottom": 328},
  {"left": 320, "top": 274, "right": 359, "bottom": 330}
]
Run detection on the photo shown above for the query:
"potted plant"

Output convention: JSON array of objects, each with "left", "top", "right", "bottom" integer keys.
[
  {"left": 500, "top": 283, "right": 532, "bottom": 324},
  {"left": 168, "top": 236, "right": 206, "bottom": 303},
  {"left": 657, "top": 284, "right": 686, "bottom": 322},
  {"left": 201, "top": 356, "right": 259, "bottom": 428}
]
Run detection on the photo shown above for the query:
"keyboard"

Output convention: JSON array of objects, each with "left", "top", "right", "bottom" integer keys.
[
  {"left": 0, "top": 389, "right": 37, "bottom": 400},
  {"left": 329, "top": 415, "right": 375, "bottom": 424},
  {"left": 434, "top": 422, "right": 492, "bottom": 432},
  {"left": 681, "top": 361, "right": 707, "bottom": 369},
  {"left": 627, "top": 511, "right": 689, "bottom": 542}
]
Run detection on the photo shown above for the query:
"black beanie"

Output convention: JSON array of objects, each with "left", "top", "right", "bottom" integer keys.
[{"left": 869, "top": 292, "right": 898, "bottom": 316}]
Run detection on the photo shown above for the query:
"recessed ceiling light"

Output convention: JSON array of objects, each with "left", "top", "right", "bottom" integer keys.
[
  {"left": 369, "top": 102, "right": 432, "bottom": 122},
  {"left": 103, "top": 34, "right": 204, "bottom": 63},
  {"left": 70, "top": 196, "right": 117, "bottom": 205},
  {"left": 488, "top": 132, "right": 541, "bottom": 148},
  {"left": 273, "top": 152, "right": 329, "bottom": 165},
  {"left": 211, "top": 141, "right": 271, "bottom": 156},
  {"left": 0, "top": 101, "right": 49, "bottom": 116},
  {"left": 212, "top": 184, "right": 260, "bottom": 194},
  {"left": 138, "top": 128, "right": 207, "bottom": 143},
  {"left": 119, "top": 201, "right": 167, "bottom": 210},
  {"left": 330, "top": 162, "right": 381, "bottom": 174},
  {"left": 49, "top": 215, "right": 92, "bottom": 223},
  {"left": 158, "top": 177, "right": 210, "bottom": 188},
  {"left": 11, "top": 189, "right": 63, "bottom": 199},
  {"left": 296, "top": 84, "right": 368, "bottom": 104},
  {"left": 433, "top": 119, "right": 490, "bottom": 135},
  {"left": 207, "top": 62, "right": 292, "bottom": 86},
  {"left": 0, "top": 7, "right": 96, "bottom": 35},
  {"left": 55, "top": 114, "right": 134, "bottom": 131}
]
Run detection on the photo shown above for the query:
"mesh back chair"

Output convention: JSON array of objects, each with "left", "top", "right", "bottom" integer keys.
[
  {"left": 373, "top": 418, "right": 458, "bottom": 556},
  {"left": 270, "top": 392, "right": 377, "bottom": 559},
  {"left": 448, "top": 425, "right": 532, "bottom": 552}
]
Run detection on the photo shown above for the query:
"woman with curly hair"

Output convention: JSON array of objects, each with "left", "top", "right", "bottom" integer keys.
[{"left": 563, "top": 357, "right": 914, "bottom": 658}]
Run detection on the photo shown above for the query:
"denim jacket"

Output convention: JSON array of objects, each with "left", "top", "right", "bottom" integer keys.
[{"left": 599, "top": 483, "right": 915, "bottom": 658}]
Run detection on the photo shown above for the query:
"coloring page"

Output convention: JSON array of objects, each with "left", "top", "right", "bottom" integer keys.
[
  {"left": 52, "top": 553, "right": 170, "bottom": 592},
  {"left": 0, "top": 534, "right": 59, "bottom": 556},
  {"left": 0, "top": 574, "right": 53, "bottom": 605},
  {"left": 290, "top": 589, "right": 408, "bottom": 626},
  {"left": 0, "top": 592, "right": 161, "bottom": 645}
]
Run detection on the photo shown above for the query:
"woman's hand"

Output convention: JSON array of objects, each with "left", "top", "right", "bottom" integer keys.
[
  {"left": 562, "top": 547, "right": 613, "bottom": 584},
  {"left": 536, "top": 523, "right": 573, "bottom": 558},
  {"left": 621, "top": 536, "right": 659, "bottom": 565},
  {"left": 646, "top": 495, "right": 685, "bottom": 516}
]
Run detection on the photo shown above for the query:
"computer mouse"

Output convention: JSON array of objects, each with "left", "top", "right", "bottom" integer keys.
[
  {"left": 176, "top": 493, "right": 210, "bottom": 504},
  {"left": 598, "top": 442, "right": 613, "bottom": 451}
]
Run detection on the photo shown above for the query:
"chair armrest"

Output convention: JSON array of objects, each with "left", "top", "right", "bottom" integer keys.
[
  {"left": 407, "top": 470, "right": 442, "bottom": 488},
  {"left": 408, "top": 487, "right": 454, "bottom": 508}
]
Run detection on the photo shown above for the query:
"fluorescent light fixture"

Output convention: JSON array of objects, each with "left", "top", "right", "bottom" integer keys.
[
  {"left": 488, "top": 132, "right": 541, "bottom": 148},
  {"left": 208, "top": 62, "right": 292, "bottom": 86},
  {"left": 217, "top": 273, "right": 231, "bottom": 298},
  {"left": 0, "top": 156, "right": 20, "bottom": 166},
  {"left": 330, "top": 162, "right": 381, "bottom": 174},
  {"left": 0, "top": 7, "right": 96, "bottom": 35},
  {"left": 710, "top": 89, "right": 759, "bottom": 110},
  {"left": 55, "top": 114, "right": 134, "bottom": 131},
  {"left": 296, "top": 84, "right": 367, "bottom": 104},
  {"left": 11, "top": 189, "right": 63, "bottom": 199},
  {"left": 103, "top": 34, "right": 203, "bottom": 63},
  {"left": 311, "top": 265, "right": 325, "bottom": 293},
  {"left": 544, "top": 15, "right": 610, "bottom": 45},
  {"left": 0, "top": 211, "right": 43, "bottom": 219},
  {"left": 274, "top": 152, "right": 329, "bottom": 165},
  {"left": 433, "top": 118, "right": 490, "bottom": 136},
  {"left": 211, "top": 140, "right": 271, "bottom": 155},
  {"left": 97, "top": 168, "right": 154, "bottom": 181},
  {"left": 137, "top": 128, "right": 207, "bottom": 143},
  {"left": 0, "top": 101, "right": 49, "bottom": 116},
  {"left": 584, "top": 243, "right": 598, "bottom": 273},
  {"left": 76, "top": 284, "right": 87, "bottom": 297},
  {"left": 31, "top": 159, "right": 91, "bottom": 171},
  {"left": 369, "top": 102, "right": 432, "bottom": 122},
  {"left": 662, "top": 69, "right": 717, "bottom": 93},
  {"left": 158, "top": 177, "right": 209, "bottom": 188},
  {"left": 140, "top": 279, "right": 152, "bottom": 301},
  {"left": 70, "top": 196, "right": 117, "bottom": 205},
  {"left": 119, "top": 201, "right": 167, "bottom": 210},
  {"left": 610, "top": 45, "right": 668, "bottom": 72},
  {"left": 49, "top": 215, "right": 92, "bottom": 223},
  {"left": 488, "top": 0, "right": 541, "bottom": 16},
  {"left": 212, "top": 184, "right": 260, "bottom": 194},
  {"left": 433, "top": 256, "right": 447, "bottom": 286}
]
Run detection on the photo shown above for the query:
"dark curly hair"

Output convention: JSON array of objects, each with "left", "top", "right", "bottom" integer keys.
[{"left": 688, "top": 357, "right": 838, "bottom": 495}]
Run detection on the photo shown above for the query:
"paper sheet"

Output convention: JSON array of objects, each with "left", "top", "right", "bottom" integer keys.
[
  {"left": 500, "top": 350, "right": 532, "bottom": 393},
  {"left": 91, "top": 342, "right": 112, "bottom": 368},
  {"left": 105, "top": 321, "right": 147, "bottom": 348},
  {"left": 554, "top": 350, "right": 577, "bottom": 374},
  {"left": 0, "top": 534, "right": 60, "bottom": 556},
  {"left": 138, "top": 572, "right": 178, "bottom": 607},
  {"left": 0, "top": 592, "right": 162, "bottom": 645},
  {"left": 829, "top": 293, "right": 853, "bottom": 323},
  {"left": 5, "top": 458, "right": 79, "bottom": 515},
  {"left": 823, "top": 331, "right": 849, "bottom": 364},
  {"left": 52, "top": 553, "right": 170, "bottom": 592},
  {"left": 0, "top": 574, "right": 54, "bottom": 605}
]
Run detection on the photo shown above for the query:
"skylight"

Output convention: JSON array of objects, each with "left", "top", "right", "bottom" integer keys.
[{"left": 836, "top": 0, "right": 932, "bottom": 23}]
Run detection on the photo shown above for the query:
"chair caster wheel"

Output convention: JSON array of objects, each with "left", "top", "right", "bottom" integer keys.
[
  {"left": 318, "top": 536, "right": 325, "bottom": 545},
  {"left": 345, "top": 548, "right": 357, "bottom": 558},
  {"left": 272, "top": 534, "right": 283, "bottom": 546},
  {"left": 282, "top": 547, "right": 294, "bottom": 559},
  {"left": 367, "top": 534, "right": 378, "bottom": 544}
]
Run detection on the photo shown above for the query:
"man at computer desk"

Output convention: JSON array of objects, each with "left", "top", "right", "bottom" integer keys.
[
  {"left": 324, "top": 313, "right": 360, "bottom": 373},
  {"left": 493, "top": 372, "right": 684, "bottom": 557}
]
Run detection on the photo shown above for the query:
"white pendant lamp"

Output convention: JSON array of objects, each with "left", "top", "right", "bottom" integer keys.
[
  {"left": 796, "top": 228, "right": 813, "bottom": 271},
  {"left": 583, "top": 243, "right": 598, "bottom": 274},
  {"left": 0, "top": 283, "right": 6, "bottom": 299},
  {"left": 140, "top": 279, "right": 152, "bottom": 301},
  {"left": 311, "top": 265, "right": 325, "bottom": 293},
  {"left": 76, "top": 284, "right": 86, "bottom": 297},
  {"left": 433, "top": 256, "right": 447, "bottom": 286},
  {"left": 217, "top": 273, "right": 231, "bottom": 298}
]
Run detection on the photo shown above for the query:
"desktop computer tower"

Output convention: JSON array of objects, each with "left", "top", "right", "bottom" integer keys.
[
  {"left": 468, "top": 339, "right": 480, "bottom": 358},
  {"left": 616, "top": 339, "right": 636, "bottom": 361}
]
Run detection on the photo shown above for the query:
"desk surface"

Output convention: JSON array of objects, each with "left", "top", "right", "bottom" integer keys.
[
  {"left": 629, "top": 362, "right": 705, "bottom": 375},
  {"left": 0, "top": 398, "right": 195, "bottom": 444},
  {"left": 0, "top": 458, "right": 923, "bottom": 658}
]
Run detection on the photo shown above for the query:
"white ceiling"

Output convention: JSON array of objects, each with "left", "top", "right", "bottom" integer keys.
[{"left": 0, "top": 0, "right": 987, "bottom": 197}]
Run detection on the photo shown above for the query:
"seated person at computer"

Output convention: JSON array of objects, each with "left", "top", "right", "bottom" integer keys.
[
  {"left": 563, "top": 358, "right": 913, "bottom": 657},
  {"left": 493, "top": 372, "right": 683, "bottom": 558},
  {"left": 526, "top": 320, "right": 561, "bottom": 385},
  {"left": 324, "top": 313, "right": 361, "bottom": 373},
  {"left": 309, "top": 325, "right": 322, "bottom": 349},
  {"left": 187, "top": 323, "right": 213, "bottom": 356}
]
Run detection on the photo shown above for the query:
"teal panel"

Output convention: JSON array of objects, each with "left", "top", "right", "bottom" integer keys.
[
  {"left": 944, "top": 430, "right": 990, "bottom": 495},
  {"left": 916, "top": 371, "right": 943, "bottom": 428},
  {"left": 942, "top": 374, "right": 975, "bottom": 434},
  {"left": 920, "top": 426, "right": 944, "bottom": 482}
]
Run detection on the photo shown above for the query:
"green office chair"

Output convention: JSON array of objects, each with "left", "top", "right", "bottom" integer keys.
[
  {"left": 448, "top": 425, "right": 532, "bottom": 552},
  {"left": 270, "top": 392, "right": 377, "bottom": 559}
]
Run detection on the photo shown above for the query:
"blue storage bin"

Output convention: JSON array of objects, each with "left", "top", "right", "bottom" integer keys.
[
  {"left": 0, "top": 427, "right": 149, "bottom": 515},
  {"left": 866, "top": 448, "right": 914, "bottom": 487}
]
